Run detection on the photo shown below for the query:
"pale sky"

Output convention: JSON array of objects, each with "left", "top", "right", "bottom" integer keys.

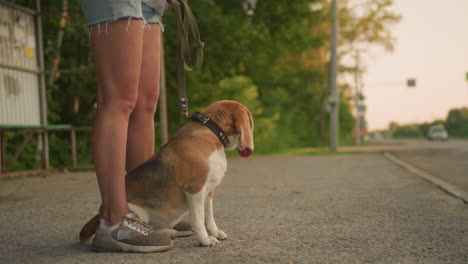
[{"left": 361, "top": 0, "right": 468, "bottom": 130}]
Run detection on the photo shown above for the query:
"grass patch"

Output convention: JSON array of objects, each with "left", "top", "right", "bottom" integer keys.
[
  {"left": 268, "top": 147, "right": 360, "bottom": 156},
  {"left": 226, "top": 147, "right": 360, "bottom": 158},
  {"left": 227, "top": 143, "right": 382, "bottom": 158},
  {"left": 361, "top": 141, "right": 378, "bottom": 146}
]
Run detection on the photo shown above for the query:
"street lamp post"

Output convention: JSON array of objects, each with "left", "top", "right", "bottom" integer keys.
[
  {"left": 329, "top": 0, "right": 339, "bottom": 152},
  {"left": 354, "top": 51, "right": 361, "bottom": 146}
]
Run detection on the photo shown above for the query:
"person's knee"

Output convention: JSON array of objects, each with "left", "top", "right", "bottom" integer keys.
[
  {"left": 97, "top": 92, "right": 139, "bottom": 116},
  {"left": 135, "top": 87, "right": 160, "bottom": 114}
]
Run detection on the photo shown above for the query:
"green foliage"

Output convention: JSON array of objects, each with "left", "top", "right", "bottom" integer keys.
[
  {"left": 386, "top": 107, "right": 468, "bottom": 139},
  {"left": 338, "top": 97, "right": 355, "bottom": 144},
  {"left": 392, "top": 124, "right": 423, "bottom": 138},
  {"left": 445, "top": 108, "right": 468, "bottom": 137},
  {"left": 4, "top": 0, "right": 400, "bottom": 171},
  {"left": 339, "top": 0, "right": 402, "bottom": 52},
  {"left": 4, "top": 132, "right": 41, "bottom": 172}
]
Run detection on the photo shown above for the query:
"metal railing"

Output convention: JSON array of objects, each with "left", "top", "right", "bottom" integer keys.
[{"left": 0, "top": 125, "right": 92, "bottom": 178}]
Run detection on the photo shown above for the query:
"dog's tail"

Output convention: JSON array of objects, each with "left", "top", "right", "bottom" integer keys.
[{"left": 79, "top": 214, "right": 99, "bottom": 244}]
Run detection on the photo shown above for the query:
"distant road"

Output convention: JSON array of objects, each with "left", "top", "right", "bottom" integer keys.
[
  {"left": 388, "top": 139, "right": 468, "bottom": 194},
  {"left": 341, "top": 138, "right": 468, "bottom": 195}
]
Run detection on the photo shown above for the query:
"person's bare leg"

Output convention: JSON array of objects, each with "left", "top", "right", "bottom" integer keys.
[
  {"left": 126, "top": 23, "right": 161, "bottom": 171},
  {"left": 91, "top": 19, "right": 144, "bottom": 225}
]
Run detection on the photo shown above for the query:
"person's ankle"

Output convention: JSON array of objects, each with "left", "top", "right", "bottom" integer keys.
[
  {"left": 97, "top": 218, "right": 120, "bottom": 234},
  {"left": 100, "top": 208, "right": 129, "bottom": 226}
]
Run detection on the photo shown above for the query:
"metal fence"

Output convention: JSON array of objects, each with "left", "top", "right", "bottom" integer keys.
[
  {"left": 0, "top": 0, "right": 50, "bottom": 176},
  {"left": 0, "top": 0, "right": 43, "bottom": 126}
]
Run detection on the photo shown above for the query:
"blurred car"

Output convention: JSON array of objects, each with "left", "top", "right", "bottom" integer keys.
[
  {"left": 427, "top": 125, "right": 448, "bottom": 141},
  {"left": 364, "top": 132, "right": 384, "bottom": 142}
]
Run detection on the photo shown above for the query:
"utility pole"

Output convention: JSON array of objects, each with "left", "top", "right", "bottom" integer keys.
[
  {"left": 329, "top": 0, "right": 339, "bottom": 152},
  {"left": 159, "top": 20, "right": 169, "bottom": 145},
  {"left": 354, "top": 50, "right": 361, "bottom": 146},
  {"left": 35, "top": 0, "right": 49, "bottom": 169}
]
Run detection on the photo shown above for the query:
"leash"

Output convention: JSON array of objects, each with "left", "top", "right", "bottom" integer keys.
[{"left": 169, "top": 0, "right": 204, "bottom": 120}]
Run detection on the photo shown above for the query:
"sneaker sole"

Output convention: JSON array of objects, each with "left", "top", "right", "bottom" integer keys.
[{"left": 92, "top": 237, "right": 174, "bottom": 253}]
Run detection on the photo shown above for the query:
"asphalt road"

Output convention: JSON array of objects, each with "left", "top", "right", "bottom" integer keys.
[
  {"left": 1, "top": 153, "right": 467, "bottom": 264},
  {"left": 390, "top": 139, "right": 468, "bottom": 193}
]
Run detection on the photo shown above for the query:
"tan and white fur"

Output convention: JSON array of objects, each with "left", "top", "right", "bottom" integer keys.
[{"left": 80, "top": 100, "right": 254, "bottom": 247}]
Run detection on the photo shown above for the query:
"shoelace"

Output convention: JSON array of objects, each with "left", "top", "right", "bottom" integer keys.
[{"left": 124, "top": 215, "right": 154, "bottom": 236}]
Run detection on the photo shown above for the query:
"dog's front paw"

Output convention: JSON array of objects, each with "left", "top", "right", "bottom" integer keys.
[
  {"left": 199, "top": 236, "right": 219, "bottom": 247},
  {"left": 208, "top": 229, "right": 228, "bottom": 240},
  {"left": 217, "top": 230, "right": 228, "bottom": 240}
]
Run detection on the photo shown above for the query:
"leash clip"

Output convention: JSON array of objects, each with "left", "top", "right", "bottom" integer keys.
[{"left": 182, "top": 109, "right": 190, "bottom": 120}]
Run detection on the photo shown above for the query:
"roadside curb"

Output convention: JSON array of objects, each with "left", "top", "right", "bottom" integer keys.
[{"left": 384, "top": 152, "right": 468, "bottom": 204}]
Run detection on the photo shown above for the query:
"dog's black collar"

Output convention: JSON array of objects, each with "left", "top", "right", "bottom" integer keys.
[{"left": 190, "top": 112, "right": 230, "bottom": 147}]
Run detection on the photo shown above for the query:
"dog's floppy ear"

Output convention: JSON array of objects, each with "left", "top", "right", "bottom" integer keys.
[{"left": 235, "top": 109, "right": 254, "bottom": 151}]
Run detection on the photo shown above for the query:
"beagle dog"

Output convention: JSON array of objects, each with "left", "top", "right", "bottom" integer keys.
[{"left": 80, "top": 100, "right": 254, "bottom": 247}]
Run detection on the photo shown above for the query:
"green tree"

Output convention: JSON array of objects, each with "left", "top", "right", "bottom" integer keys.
[
  {"left": 4, "top": 0, "right": 401, "bottom": 171},
  {"left": 445, "top": 108, "right": 468, "bottom": 137}
]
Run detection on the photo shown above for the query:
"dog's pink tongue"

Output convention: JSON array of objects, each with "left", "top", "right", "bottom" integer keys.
[{"left": 239, "top": 148, "right": 252, "bottom": 157}]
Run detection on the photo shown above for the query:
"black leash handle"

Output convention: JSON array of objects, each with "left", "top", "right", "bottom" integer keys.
[{"left": 169, "top": 0, "right": 204, "bottom": 119}]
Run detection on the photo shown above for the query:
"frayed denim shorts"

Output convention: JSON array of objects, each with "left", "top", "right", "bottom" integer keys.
[{"left": 78, "top": 0, "right": 166, "bottom": 26}]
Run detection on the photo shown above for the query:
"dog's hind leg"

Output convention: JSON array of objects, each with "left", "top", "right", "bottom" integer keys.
[
  {"left": 158, "top": 228, "right": 178, "bottom": 239},
  {"left": 128, "top": 202, "right": 150, "bottom": 223}
]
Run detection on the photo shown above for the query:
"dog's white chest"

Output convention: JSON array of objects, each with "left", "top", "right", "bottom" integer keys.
[{"left": 205, "top": 148, "right": 227, "bottom": 191}]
